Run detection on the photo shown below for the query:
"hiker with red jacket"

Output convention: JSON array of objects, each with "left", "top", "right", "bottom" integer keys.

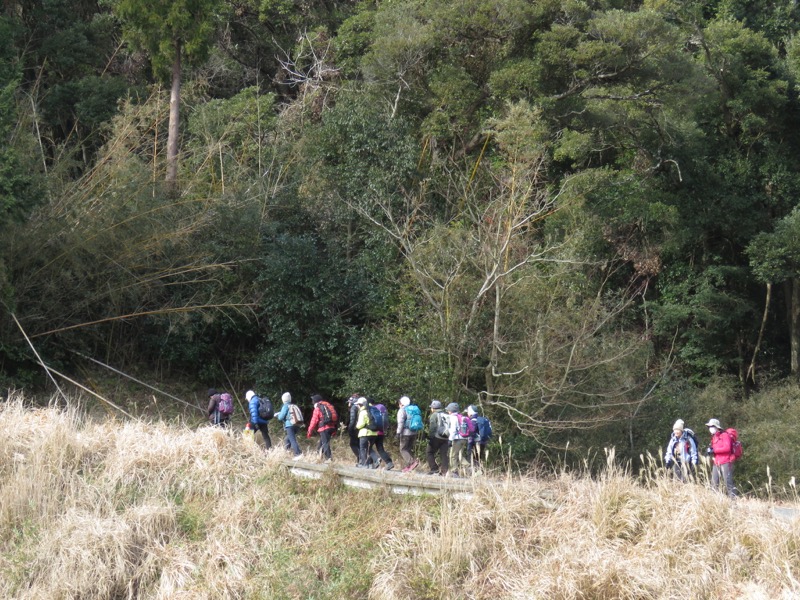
[
  {"left": 705, "top": 418, "right": 737, "bottom": 498},
  {"left": 307, "top": 394, "right": 337, "bottom": 462}
]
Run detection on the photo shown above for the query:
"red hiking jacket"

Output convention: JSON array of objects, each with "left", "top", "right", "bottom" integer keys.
[
  {"left": 307, "top": 401, "right": 337, "bottom": 437},
  {"left": 710, "top": 430, "right": 735, "bottom": 466}
]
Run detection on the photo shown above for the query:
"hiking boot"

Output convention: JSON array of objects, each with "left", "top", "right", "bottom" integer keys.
[
  {"left": 292, "top": 454, "right": 303, "bottom": 461},
  {"left": 409, "top": 459, "right": 419, "bottom": 471},
  {"left": 385, "top": 463, "right": 395, "bottom": 471}
]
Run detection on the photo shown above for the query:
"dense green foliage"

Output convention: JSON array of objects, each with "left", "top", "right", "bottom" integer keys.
[{"left": 3, "top": 0, "right": 800, "bottom": 477}]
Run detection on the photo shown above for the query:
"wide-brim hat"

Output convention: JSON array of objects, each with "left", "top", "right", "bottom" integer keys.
[{"left": 705, "top": 418, "right": 722, "bottom": 429}]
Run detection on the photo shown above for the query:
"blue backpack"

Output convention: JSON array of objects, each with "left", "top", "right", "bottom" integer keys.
[
  {"left": 367, "top": 405, "right": 382, "bottom": 431},
  {"left": 404, "top": 405, "right": 424, "bottom": 432},
  {"left": 475, "top": 416, "right": 492, "bottom": 442}
]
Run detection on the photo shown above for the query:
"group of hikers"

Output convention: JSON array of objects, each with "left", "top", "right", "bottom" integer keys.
[
  {"left": 208, "top": 388, "right": 742, "bottom": 492},
  {"left": 206, "top": 388, "right": 492, "bottom": 476},
  {"left": 664, "top": 417, "right": 743, "bottom": 498}
]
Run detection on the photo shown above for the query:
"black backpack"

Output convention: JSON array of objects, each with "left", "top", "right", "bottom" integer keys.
[
  {"left": 319, "top": 401, "right": 337, "bottom": 426},
  {"left": 257, "top": 396, "right": 274, "bottom": 420}
]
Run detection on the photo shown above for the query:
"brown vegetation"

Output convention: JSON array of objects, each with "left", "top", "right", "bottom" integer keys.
[{"left": 0, "top": 394, "right": 798, "bottom": 599}]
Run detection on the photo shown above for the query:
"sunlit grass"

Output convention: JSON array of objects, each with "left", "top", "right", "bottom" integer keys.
[{"left": 0, "top": 393, "right": 798, "bottom": 599}]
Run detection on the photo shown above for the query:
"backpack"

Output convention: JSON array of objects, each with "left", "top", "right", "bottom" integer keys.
[
  {"left": 726, "top": 428, "right": 743, "bottom": 461},
  {"left": 366, "top": 405, "right": 382, "bottom": 431},
  {"left": 684, "top": 428, "right": 699, "bottom": 456},
  {"left": 456, "top": 413, "right": 476, "bottom": 439},
  {"left": 289, "top": 404, "right": 304, "bottom": 426},
  {"left": 319, "top": 401, "right": 338, "bottom": 427},
  {"left": 218, "top": 393, "right": 234, "bottom": 415},
  {"left": 475, "top": 416, "right": 492, "bottom": 442},
  {"left": 434, "top": 412, "right": 450, "bottom": 439},
  {"left": 405, "top": 405, "right": 424, "bottom": 432},
  {"left": 257, "top": 396, "right": 274, "bottom": 421},
  {"left": 374, "top": 403, "right": 389, "bottom": 432}
]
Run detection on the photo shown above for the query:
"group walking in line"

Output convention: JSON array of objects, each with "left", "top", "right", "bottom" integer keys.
[
  {"left": 210, "top": 387, "right": 743, "bottom": 493},
  {"left": 664, "top": 416, "right": 742, "bottom": 497},
  {"left": 208, "top": 388, "right": 493, "bottom": 476}
]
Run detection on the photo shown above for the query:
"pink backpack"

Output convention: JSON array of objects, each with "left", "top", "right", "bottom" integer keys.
[{"left": 218, "top": 393, "right": 234, "bottom": 415}]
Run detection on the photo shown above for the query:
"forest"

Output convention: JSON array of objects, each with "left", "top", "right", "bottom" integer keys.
[{"left": 2, "top": 0, "right": 800, "bottom": 488}]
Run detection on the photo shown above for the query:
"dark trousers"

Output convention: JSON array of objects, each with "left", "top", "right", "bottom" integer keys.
[
  {"left": 349, "top": 432, "right": 360, "bottom": 461},
  {"left": 374, "top": 435, "right": 393, "bottom": 467},
  {"left": 283, "top": 425, "right": 301, "bottom": 455},
  {"left": 359, "top": 436, "right": 376, "bottom": 466},
  {"left": 399, "top": 434, "right": 417, "bottom": 466},
  {"left": 426, "top": 437, "right": 449, "bottom": 474},
  {"left": 318, "top": 428, "right": 333, "bottom": 459},
  {"left": 256, "top": 423, "right": 272, "bottom": 449}
]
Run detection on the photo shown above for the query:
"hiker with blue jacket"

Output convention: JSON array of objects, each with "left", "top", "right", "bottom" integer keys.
[
  {"left": 664, "top": 419, "right": 698, "bottom": 482},
  {"left": 465, "top": 405, "right": 492, "bottom": 469},
  {"left": 247, "top": 390, "right": 273, "bottom": 449},
  {"left": 275, "top": 392, "right": 303, "bottom": 459}
]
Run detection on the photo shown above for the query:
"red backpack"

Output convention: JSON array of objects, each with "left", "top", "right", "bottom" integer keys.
[{"left": 726, "top": 428, "right": 743, "bottom": 461}]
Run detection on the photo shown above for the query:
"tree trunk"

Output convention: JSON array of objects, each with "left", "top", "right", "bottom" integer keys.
[
  {"left": 792, "top": 278, "right": 800, "bottom": 379},
  {"left": 166, "top": 40, "right": 181, "bottom": 187}
]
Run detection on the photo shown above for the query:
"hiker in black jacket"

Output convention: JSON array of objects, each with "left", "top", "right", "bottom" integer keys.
[{"left": 346, "top": 394, "right": 361, "bottom": 465}]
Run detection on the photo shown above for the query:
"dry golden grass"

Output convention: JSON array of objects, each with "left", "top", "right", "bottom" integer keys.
[{"left": 0, "top": 393, "right": 798, "bottom": 599}]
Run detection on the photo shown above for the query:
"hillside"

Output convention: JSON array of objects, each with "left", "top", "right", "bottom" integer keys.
[{"left": 0, "top": 394, "right": 798, "bottom": 599}]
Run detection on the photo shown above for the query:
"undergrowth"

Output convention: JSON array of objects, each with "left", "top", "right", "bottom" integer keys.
[{"left": 0, "top": 393, "right": 798, "bottom": 599}]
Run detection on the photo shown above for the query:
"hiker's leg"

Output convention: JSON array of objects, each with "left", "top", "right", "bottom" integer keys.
[
  {"left": 320, "top": 429, "right": 333, "bottom": 459},
  {"left": 711, "top": 464, "right": 721, "bottom": 491},
  {"left": 349, "top": 434, "right": 360, "bottom": 461},
  {"left": 358, "top": 437, "right": 370, "bottom": 466},
  {"left": 260, "top": 425, "right": 272, "bottom": 449},
  {"left": 399, "top": 435, "right": 414, "bottom": 466},
  {"left": 426, "top": 439, "right": 439, "bottom": 472},
  {"left": 439, "top": 441, "right": 450, "bottom": 475},
  {"left": 375, "top": 435, "right": 393, "bottom": 467},
  {"left": 283, "top": 430, "right": 291, "bottom": 451},
  {"left": 286, "top": 425, "right": 301, "bottom": 455},
  {"left": 721, "top": 462, "right": 737, "bottom": 497}
]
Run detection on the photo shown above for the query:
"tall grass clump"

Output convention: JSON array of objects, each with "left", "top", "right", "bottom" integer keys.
[{"left": 1, "top": 393, "right": 799, "bottom": 599}]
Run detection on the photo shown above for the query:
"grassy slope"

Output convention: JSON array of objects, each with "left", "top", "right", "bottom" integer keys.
[{"left": 0, "top": 395, "right": 798, "bottom": 600}]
